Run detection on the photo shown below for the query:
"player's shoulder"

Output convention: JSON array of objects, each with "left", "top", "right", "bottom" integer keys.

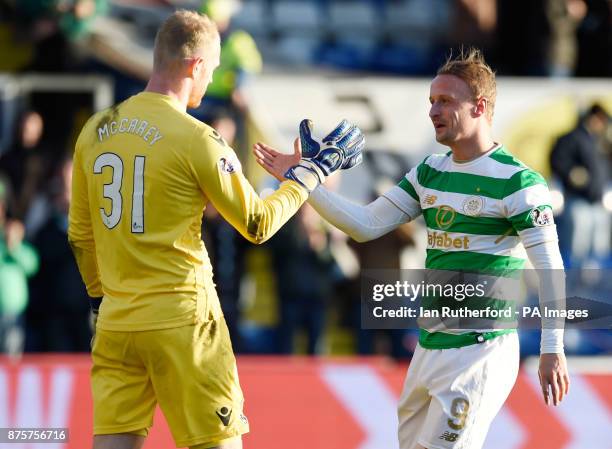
[
  {"left": 411, "top": 151, "right": 450, "bottom": 174},
  {"left": 191, "top": 120, "right": 232, "bottom": 152},
  {"left": 494, "top": 147, "right": 548, "bottom": 197},
  {"left": 480, "top": 145, "right": 544, "bottom": 186},
  {"left": 491, "top": 147, "right": 543, "bottom": 177},
  {"left": 82, "top": 106, "right": 114, "bottom": 133},
  {"left": 76, "top": 104, "right": 123, "bottom": 150},
  {"left": 487, "top": 146, "right": 528, "bottom": 171},
  {"left": 395, "top": 154, "right": 438, "bottom": 193},
  {"left": 188, "top": 120, "right": 240, "bottom": 175},
  {"left": 398, "top": 153, "right": 446, "bottom": 186}
]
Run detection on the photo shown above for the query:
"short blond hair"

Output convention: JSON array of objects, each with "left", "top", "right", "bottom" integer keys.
[
  {"left": 153, "top": 10, "right": 220, "bottom": 72},
  {"left": 437, "top": 48, "right": 497, "bottom": 120}
]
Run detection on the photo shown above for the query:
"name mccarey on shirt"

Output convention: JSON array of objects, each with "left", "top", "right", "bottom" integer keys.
[{"left": 98, "top": 118, "right": 163, "bottom": 146}]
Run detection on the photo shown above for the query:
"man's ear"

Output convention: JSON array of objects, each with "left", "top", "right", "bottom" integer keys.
[
  {"left": 187, "top": 56, "right": 204, "bottom": 79},
  {"left": 474, "top": 97, "right": 488, "bottom": 118}
]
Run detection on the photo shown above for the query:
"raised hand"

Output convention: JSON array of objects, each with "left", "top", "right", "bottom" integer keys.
[
  {"left": 254, "top": 119, "right": 364, "bottom": 193},
  {"left": 253, "top": 138, "right": 302, "bottom": 182}
]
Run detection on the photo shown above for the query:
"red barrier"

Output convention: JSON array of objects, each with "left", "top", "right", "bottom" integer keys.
[{"left": 0, "top": 356, "right": 610, "bottom": 449}]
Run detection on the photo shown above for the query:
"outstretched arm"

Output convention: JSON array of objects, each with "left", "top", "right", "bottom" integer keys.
[
  {"left": 308, "top": 186, "right": 412, "bottom": 242},
  {"left": 195, "top": 136, "right": 308, "bottom": 245},
  {"left": 254, "top": 141, "right": 416, "bottom": 242}
]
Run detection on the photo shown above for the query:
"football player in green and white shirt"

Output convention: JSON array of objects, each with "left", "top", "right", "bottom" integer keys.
[{"left": 253, "top": 48, "right": 570, "bottom": 449}]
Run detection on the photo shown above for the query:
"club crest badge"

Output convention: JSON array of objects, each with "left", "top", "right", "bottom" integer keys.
[{"left": 462, "top": 196, "right": 484, "bottom": 216}]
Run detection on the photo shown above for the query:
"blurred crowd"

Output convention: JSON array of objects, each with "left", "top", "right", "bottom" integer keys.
[
  {"left": 0, "top": 0, "right": 610, "bottom": 358},
  {"left": 1, "top": 0, "right": 611, "bottom": 77}
]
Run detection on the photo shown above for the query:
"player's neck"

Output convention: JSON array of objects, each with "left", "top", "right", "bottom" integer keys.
[
  {"left": 144, "top": 74, "right": 189, "bottom": 111},
  {"left": 449, "top": 133, "right": 496, "bottom": 163}
]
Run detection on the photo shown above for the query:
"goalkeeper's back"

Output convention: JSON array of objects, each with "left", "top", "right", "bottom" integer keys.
[{"left": 69, "top": 91, "right": 307, "bottom": 331}]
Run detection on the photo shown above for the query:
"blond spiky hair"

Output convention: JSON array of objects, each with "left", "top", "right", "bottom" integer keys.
[{"left": 437, "top": 47, "right": 497, "bottom": 120}]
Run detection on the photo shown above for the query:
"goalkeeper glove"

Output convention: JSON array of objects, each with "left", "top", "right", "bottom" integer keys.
[{"left": 285, "top": 119, "right": 364, "bottom": 192}]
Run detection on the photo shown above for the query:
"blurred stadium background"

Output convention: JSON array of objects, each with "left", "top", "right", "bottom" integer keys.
[{"left": 0, "top": 0, "right": 611, "bottom": 448}]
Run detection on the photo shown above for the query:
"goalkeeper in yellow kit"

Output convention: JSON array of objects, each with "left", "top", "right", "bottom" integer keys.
[{"left": 68, "top": 10, "right": 363, "bottom": 449}]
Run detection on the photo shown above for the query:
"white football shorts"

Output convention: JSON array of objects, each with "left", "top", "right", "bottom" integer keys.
[{"left": 398, "top": 332, "right": 519, "bottom": 449}]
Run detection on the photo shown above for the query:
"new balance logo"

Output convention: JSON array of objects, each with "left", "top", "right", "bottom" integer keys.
[
  {"left": 424, "top": 194, "right": 437, "bottom": 206},
  {"left": 216, "top": 406, "right": 232, "bottom": 426},
  {"left": 439, "top": 431, "right": 459, "bottom": 442}
]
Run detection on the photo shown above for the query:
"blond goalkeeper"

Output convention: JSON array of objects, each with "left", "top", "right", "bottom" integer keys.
[{"left": 68, "top": 10, "right": 363, "bottom": 449}]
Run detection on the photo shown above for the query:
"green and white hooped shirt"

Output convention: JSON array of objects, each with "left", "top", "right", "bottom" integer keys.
[{"left": 384, "top": 145, "right": 558, "bottom": 349}]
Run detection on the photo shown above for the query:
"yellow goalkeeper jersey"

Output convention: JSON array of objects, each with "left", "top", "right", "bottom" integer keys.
[{"left": 68, "top": 91, "right": 307, "bottom": 331}]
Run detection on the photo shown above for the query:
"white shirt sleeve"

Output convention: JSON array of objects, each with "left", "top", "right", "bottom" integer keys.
[
  {"left": 503, "top": 169, "right": 564, "bottom": 353},
  {"left": 307, "top": 186, "right": 414, "bottom": 242},
  {"left": 523, "top": 235, "right": 566, "bottom": 354}
]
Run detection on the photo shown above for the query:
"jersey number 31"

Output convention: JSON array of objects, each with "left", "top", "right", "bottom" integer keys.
[{"left": 94, "top": 153, "right": 145, "bottom": 233}]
